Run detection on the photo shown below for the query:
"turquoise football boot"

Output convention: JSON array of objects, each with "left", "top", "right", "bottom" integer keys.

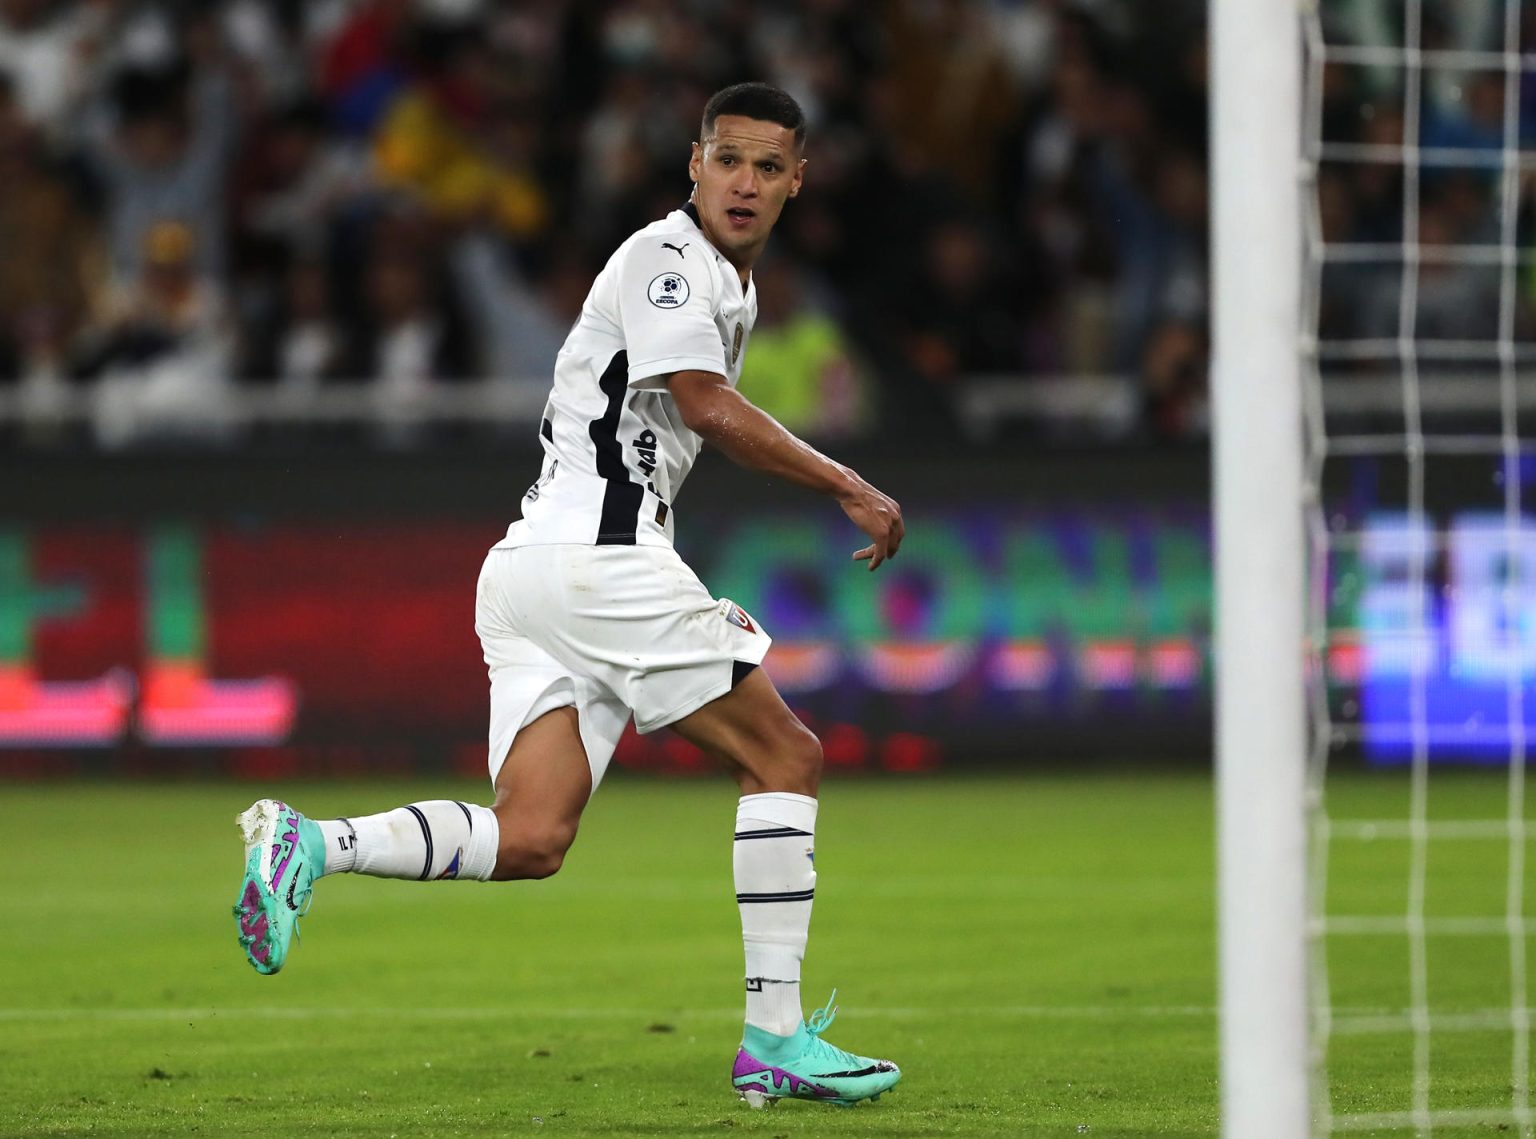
[
  {"left": 233, "top": 799, "right": 324, "bottom": 975},
  {"left": 731, "top": 991, "right": 901, "bottom": 1108}
]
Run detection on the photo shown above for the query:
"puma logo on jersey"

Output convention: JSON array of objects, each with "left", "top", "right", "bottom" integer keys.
[{"left": 661, "top": 242, "right": 689, "bottom": 258}]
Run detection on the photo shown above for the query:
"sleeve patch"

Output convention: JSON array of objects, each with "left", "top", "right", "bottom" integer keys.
[{"left": 648, "top": 272, "right": 691, "bottom": 309}]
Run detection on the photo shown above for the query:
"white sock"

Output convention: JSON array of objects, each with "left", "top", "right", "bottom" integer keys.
[
  {"left": 735, "top": 791, "right": 818, "bottom": 1037},
  {"left": 315, "top": 801, "right": 499, "bottom": 881}
]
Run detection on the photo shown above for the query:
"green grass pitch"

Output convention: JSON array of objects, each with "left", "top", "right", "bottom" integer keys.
[{"left": 0, "top": 769, "right": 1528, "bottom": 1137}]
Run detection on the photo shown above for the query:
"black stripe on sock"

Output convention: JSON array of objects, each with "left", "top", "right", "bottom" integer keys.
[
  {"left": 405, "top": 805, "right": 433, "bottom": 881},
  {"left": 589, "top": 350, "right": 641, "bottom": 545},
  {"left": 745, "top": 977, "right": 798, "bottom": 992},
  {"left": 734, "top": 826, "right": 813, "bottom": 840},
  {"left": 455, "top": 801, "right": 474, "bottom": 831},
  {"left": 736, "top": 889, "right": 816, "bottom": 904}
]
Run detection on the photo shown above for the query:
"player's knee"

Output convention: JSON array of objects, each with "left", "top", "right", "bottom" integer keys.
[
  {"left": 492, "top": 821, "right": 577, "bottom": 881},
  {"left": 517, "top": 845, "right": 566, "bottom": 880},
  {"left": 750, "top": 720, "right": 822, "bottom": 795},
  {"left": 792, "top": 725, "right": 824, "bottom": 786}
]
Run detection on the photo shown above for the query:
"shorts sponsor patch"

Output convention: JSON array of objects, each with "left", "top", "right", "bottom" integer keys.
[
  {"left": 648, "top": 272, "right": 690, "bottom": 308},
  {"left": 721, "top": 599, "right": 756, "bottom": 634}
]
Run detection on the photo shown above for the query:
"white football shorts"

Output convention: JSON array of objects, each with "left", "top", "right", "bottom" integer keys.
[{"left": 474, "top": 542, "right": 772, "bottom": 789}]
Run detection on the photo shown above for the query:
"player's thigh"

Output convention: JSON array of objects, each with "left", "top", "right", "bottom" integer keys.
[
  {"left": 668, "top": 666, "right": 822, "bottom": 796},
  {"left": 483, "top": 672, "right": 629, "bottom": 876},
  {"left": 492, "top": 705, "right": 591, "bottom": 847},
  {"left": 477, "top": 547, "right": 630, "bottom": 793},
  {"left": 504, "top": 543, "right": 773, "bottom": 737}
]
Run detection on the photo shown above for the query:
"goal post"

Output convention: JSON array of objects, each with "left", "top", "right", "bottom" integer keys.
[{"left": 1212, "top": 0, "right": 1310, "bottom": 1135}]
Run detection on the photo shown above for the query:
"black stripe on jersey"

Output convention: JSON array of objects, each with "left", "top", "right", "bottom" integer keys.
[
  {"left": 736, "top": 889, "right": 816, "bottom": 904},
  {"left": 589, "top": 350, "right": 643, "bottom": 545},
  {"left": 404, "top": 804, "right": 434, "bottom": 881},
  {"left": 540, "top": 416, "right": 553, "bottom": 442}
]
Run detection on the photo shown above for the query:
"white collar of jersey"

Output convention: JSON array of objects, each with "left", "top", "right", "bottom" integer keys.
[{"left": 673, "top": 201, "right": 753, "bottom": 303}]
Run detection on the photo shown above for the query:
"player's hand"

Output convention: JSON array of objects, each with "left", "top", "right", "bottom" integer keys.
[{"left": 838, "top": 478, "right": 904, "bottom": 572}]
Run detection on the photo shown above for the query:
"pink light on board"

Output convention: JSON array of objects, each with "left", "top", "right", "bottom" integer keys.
[
  {"left": 763, "top": 641, "right": 842, "bottom": 692},
  {"left": 0, "top": 665, "right": 133, "bottom": 747},
  {"left": 989, "top": 639, "right": 1057, "bottom": 691},
  {"left": 854, "top": 641, "right": 978, "bottom": 694},
  {"left": 1077, "top": 640, "right": 1138, "bottom": 689},
  {"left": 1148, "top": 638, "right": 1202, "bottom": 688},
  {"left": 138, "top": 662, "right": 298, "bottom": 746}
]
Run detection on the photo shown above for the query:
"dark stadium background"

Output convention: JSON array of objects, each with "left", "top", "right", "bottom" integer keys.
[{"left": 2, "top": 0, "right": 1520, "bottom": 774}]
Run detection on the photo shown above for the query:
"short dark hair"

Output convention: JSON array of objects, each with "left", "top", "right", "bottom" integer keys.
[{"left": 701, "top": 82, "right": 806, "bottom": 149}]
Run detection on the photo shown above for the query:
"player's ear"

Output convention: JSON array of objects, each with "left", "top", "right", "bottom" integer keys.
[
  {"left": 688, "top": 142, "right": 703, "bottom": 183},
  {"left": 788, "top": 157, "right": 806, "bottom": 199}
]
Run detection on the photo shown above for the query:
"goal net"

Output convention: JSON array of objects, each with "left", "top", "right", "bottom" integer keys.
[
  {"left": 1221, "top": 0, "right": 1536, "bottom": 1135},
  {"left": 1301, "top": 0, "right": 1536, "bottom": 1134}
]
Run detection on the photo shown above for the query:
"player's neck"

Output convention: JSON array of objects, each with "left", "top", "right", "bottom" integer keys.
[
  {"left": 711, "top": 241, "right": 757, "bottom": 292},
  {"left": 685, "top": 200, "right": 757, "bottom": 291}
]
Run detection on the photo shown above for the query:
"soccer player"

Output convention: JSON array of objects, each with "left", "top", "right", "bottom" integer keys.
[{"left": 233, "top": 83, "right": 904, "bottom": 1108}]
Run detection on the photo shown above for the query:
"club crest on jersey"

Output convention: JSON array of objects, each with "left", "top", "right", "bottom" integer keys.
[
  {"left": 722, "top": 600, "right": 756, "bottom": 634},
  {"left": 731, "top": 322, "right": 743, "bottom": 366},
  {"left": 648, "top": 272, "right": 690, "bottom": 308}
]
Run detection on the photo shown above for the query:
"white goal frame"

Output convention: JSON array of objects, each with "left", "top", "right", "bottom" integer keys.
[{"left": 1212, "top": 0, "right": 1310, "bottom": 1136}]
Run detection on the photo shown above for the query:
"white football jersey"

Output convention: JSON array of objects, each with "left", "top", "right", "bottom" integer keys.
[{"left": 497, "top": 204, "right": 756, "bottom": 549}]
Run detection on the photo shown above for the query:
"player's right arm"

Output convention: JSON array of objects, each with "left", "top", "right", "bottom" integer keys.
[{"left": 668, "top": 370, "right": 904, "bottom": 571}]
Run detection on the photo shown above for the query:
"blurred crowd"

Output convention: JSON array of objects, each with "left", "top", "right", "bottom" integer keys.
[
  {"left": 0, "top": 0, "right": 1222, "bottom": 447},
  {"left": 1312, "top": 2, "right": 1536, "bottom": 364}
]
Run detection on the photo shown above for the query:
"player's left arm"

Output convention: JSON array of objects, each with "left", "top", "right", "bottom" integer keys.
[{"left": 667, "top": 369, "right": 904, "bottom": 570}]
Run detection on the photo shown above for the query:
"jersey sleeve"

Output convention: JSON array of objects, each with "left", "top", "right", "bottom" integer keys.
[{"left": 618, "top": 237, "right": 726, "bottom": 390}]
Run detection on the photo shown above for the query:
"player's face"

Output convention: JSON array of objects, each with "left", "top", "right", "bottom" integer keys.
[{"left": 688, "top": 115, "right": 804, "bottom": 271}]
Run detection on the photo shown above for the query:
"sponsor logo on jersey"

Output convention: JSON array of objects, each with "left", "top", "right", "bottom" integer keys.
[
  {"left": 661, "top": 241, "right": 689, "bottom": 259},
  {"left": 648, "top": 272, "right": 690, "bottom": 308},
  {"left": 633, "top": 428, "right": 658, "bottom": 480},
  {"left": 731, "top": 321, "right": 744, "bottom": 366}
]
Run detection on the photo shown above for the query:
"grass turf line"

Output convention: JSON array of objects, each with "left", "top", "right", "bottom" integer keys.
[{"left": 1, "top": 769, "right": 1524, "bottom": 1136}]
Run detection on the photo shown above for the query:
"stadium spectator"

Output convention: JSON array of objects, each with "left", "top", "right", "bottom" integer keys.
[
  {"left": 864, "top": 216, "right": 1030, "bottom": 433},
  {"left": 883, "top": 0, "right": 1018, "bottom": 207},
  {"left": 243, "top": 253, "right": 343, "bottom": 392},
  {"left": 328, "top": 205, "right": 478, "bottom": 441},
  {"left": 84, "top": 52, "right": 241, "bottom": 285},
  {"left": 369, "top": 11, "right": 549, "bottom": 244},
  {"left": 0, "top": 0, "right": 110, "bottom": 140},
  {"left": 736, "top": 257, "right": 869, "bottom": 439},
  {"left": 83, "top": 218, "right": 237, "bottom": 446},
  {"left": 1139, "top": 318, "right": 1208, "bottom": 441},
  {"left": 449, "top": 232, "right": 576, "bottom": 391},
  {"left": 313, "top": 0, "right": 411, "bottom": 137},
  {"left": 232, "top": 96, "right": 371, "bottom": 271},
  {"left": 19, "top": 0, "right": 1480, "bottom": 446},
  {"left": 0, "top": 71, "right": 105, "bottom": 389}
]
